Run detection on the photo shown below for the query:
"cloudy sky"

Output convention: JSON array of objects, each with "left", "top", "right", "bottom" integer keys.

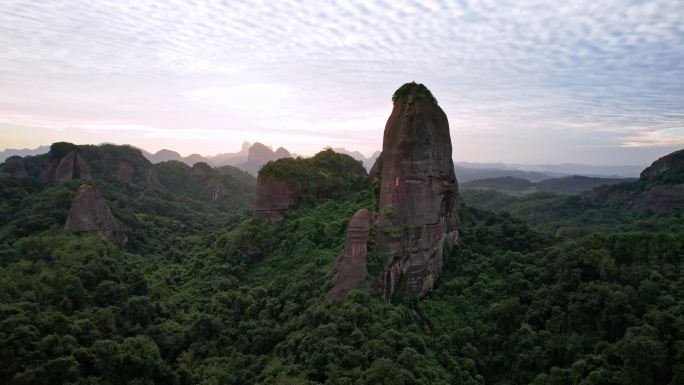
[{"left": 1, "top": 0, "right": 683, "bottom": 165}]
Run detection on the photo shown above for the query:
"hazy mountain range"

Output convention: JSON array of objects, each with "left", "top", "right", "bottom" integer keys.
[{"left": 0, "top": 144, "right": 644, "bottom": 179}]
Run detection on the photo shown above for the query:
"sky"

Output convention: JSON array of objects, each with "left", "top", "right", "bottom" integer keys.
[{"left": 1, "top": 0, "right": 683, "bottom": 166}]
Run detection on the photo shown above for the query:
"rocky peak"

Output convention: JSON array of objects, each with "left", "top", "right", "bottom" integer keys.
[
  {"left": 274, "top": 147, "right": 292, "bottom": 158},
  {"left": 640, "top": 149, "right": 684, "bottom": 180},
  {"left": 65, "top": 184, "right": 125, "bottom": 241},
  {"left": 326, "top": 209, "right": 371, "bottom": 300},
  {"left": 248, "top": 142, "right": 276, "bottom": 163},
  {"left": 373, "top": 82, "right": 459, "bottom": 300}
]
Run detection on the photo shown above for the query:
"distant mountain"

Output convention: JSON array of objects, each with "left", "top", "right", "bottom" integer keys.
[
  {"left": 454, "top": 165, "right": 554, "bottom": 182},
  {"left": 0, "top": 145, "right": 50, "bottom": 162},
  {"left": 332, "top": 148, "right": 380, "bottom": 170},
  {"left": 234, "top": 142, "right": 292, "bottom": 175},
  {"left": 462, "top": 175, "right": 633, "bottom": 194},
  {"left": 462, "top": 176, "right": 535, "bottom": 192},
  {"left": 455, "top": 161, "right": 643, "bottom": 178},
  {"left": 509, "top": 163, "right": 643, "bottom": 178},
  {"left": 536, "top": 175, "right": 635, "bottom": 194}
]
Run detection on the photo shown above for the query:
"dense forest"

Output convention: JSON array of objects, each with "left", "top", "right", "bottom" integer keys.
[{"left": 0, "top": 143, "right": 682, "bottom": 384}]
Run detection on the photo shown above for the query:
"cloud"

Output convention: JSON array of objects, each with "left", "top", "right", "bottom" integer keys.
[{"left": 0, "top": 0, "right": 682, "bottom": 162}]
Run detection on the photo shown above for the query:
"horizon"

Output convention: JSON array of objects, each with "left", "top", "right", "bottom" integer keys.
[{"left": 2, "top": 0, "right": 684, "bottom": 166}]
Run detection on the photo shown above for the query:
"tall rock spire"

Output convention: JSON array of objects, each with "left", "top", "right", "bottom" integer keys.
[{"left": 373, "top": 82, "right": 459, "bottom": 299}]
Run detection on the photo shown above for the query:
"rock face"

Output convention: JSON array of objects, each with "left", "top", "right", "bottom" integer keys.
[
  {"left": 640, "top": 149, "right": 684, "bottom": 180},
  {"left": 326, "top": 209, "right": 371, "bottom": 300},
  {"left": 0, "top": 156, "right": 29, "bottom": 178},
  {"left": 373, "top": 82, "right": 459, "bottom": 300},
  {"left": 65, "top": 185, "right": 124, "bottom": 241},
  {"left": 254, "top": 175, "right": 300, "bottom": 224},
  {"left": 41, "top": 151, "right": 94, "bottom": 183}
]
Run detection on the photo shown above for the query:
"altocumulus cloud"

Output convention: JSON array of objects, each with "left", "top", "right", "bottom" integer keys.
[{"left": 0, "top": 0, "right": 683, "bottom": 163}]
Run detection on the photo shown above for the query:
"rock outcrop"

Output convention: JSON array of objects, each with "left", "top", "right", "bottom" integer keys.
[
  {"left": 254, "top": 175, "right": 300, "bottom": 224},
  {"left": 41, "top": 150, "right": 94, "bottom": 183},
  {"left": 0, "top": 156, "right": 29, "bottom": 178},
  {"left": 326, "top": 209, "right": 371, "bottom": 300},
  {"left": 65, "top": 185, "right": 125, "bottom": 241},
  {"left": 589, "top": 148, "right": 684, "bottom": 213},
  {"left": 640, "top": 149, "right": 684, "bottom": 180},
  {"left": 373, "top": 82, "right": 459, "bottom": 300}
]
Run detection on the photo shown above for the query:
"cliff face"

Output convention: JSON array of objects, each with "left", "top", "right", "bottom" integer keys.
[
  {"left": 326, "top": 209, "right": 370, "bottom": 300},
  {"left": 254, "top": 175, "right": 300, "bottom": 224},
  {"left": 640, "top": 149, "right": 684, "bottom": 180},
  {"left": 41, "top": 150, "right": 94, "bottom": 183},
  {"left": 373, "top": 83, "right": 459, "bottom": 300},
  {"left": 65, "top": 185, "right": 124, "bottom": 241}
]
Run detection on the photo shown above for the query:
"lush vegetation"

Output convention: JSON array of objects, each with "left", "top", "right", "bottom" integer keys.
[
  {"left": 1, "top": 144, "right": 682, "bottom": 384},
  {"left": 259, "top": 149, "right": 367, "bottom": 206}
]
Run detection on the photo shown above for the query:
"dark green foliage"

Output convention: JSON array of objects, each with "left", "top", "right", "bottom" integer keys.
[
  {"left": 48, "top": 142, "right": 78, "bottom": 160},
  {"left": 1, "top": 143, "right": 682, "bottom": 384},
  {"left": 259, "top": 149, "right": 367, "bottom": 206},
  {"left": 391, "top": 82, "right": 438, "bottom": 104}
]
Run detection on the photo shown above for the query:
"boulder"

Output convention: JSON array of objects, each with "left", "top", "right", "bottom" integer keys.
[
  {"left": 373, "top": 82, "right": 459, "bottom": 300},
  {"left": 640, "top": 149, "right": 684, "bottom": 180},
  {"left": 0, "top": 156, "right": 29, "bottom": 178},
  {"left": 65, "top": 184, "right": 125, "bottom": 241},
  {"left": 254, "top": 175, "right": 299, "bottom": 223},
  {"left": 326, "top": 209, "right": 371, "bottom": 300}
]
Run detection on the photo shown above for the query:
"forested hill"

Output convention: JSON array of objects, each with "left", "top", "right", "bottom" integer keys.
[{"left": 0, "top": 143, "right": 682, "bottom": 384}]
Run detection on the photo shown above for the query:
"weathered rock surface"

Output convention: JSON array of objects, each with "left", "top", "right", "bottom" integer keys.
[
  {"left": 326, "top": 209, "right": 371, "bottom": 300},
  {"left": 0, "top": 156, "right": 29, "bottom": 178},
  {"left": 56, "top": 151, "right": 94, "bottom": 182},
  {"left": 640, "top": 149, "right": 684, "bottom": 180},
  {"left": 65, "top": 185, "right": 124, "bottom": 241},
  {"left": 41, "top": 151, "right": 94, "bottom": 183},
  {"left": 373, "top": 83, "right": 459, "bottom": 300},
  {"left": 254, "top": 175, "right": 299, "bottom": 224}
]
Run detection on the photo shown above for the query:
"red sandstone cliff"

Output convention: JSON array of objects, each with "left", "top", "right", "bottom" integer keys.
[{"left": 373, "top": 83, "right": 459, "bottom": 300}]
